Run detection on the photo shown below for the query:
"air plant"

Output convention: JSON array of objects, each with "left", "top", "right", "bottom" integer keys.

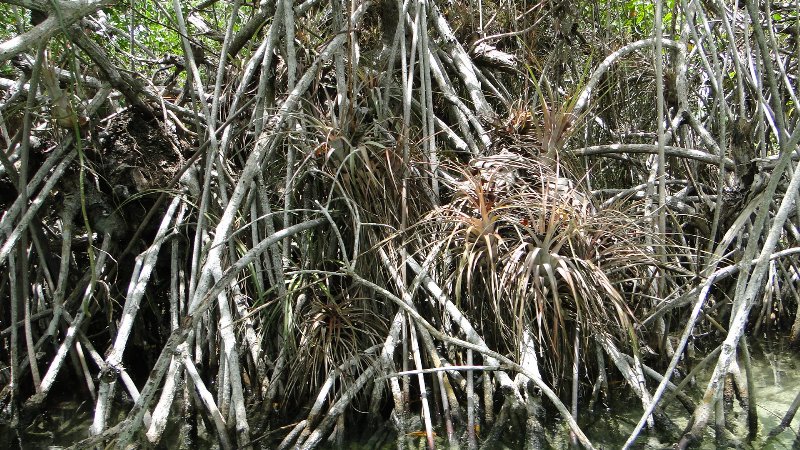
[
  {"left": 285, "top": 276, "right": 388, "bottom": 403},
  {"left": 412, "top": 146, "right": 659, "bottom": 392}
]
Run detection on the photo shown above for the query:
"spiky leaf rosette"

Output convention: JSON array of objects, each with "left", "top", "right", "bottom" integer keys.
[{"left": 415, "top": 152, "right": 658, "bottom": 390}]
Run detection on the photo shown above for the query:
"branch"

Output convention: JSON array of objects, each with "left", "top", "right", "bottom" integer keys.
[
  {"left": 0, "top": 0, "right": 114, "bottom": 64},
  {"left": 569, "top": 143, "right": 735, "bottom": 170},
  {"left": 573, "top": 38, "right": 686, "bottom": 119}
]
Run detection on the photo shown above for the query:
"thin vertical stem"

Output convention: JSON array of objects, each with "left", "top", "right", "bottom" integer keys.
[
  {"left": 467, "top": 349, "right": 476, "bottom": 450},
  {"left": 8, "top": 251, "right": 19, "bottom": 415},
  {"left": 654, "top": 0, "right": 667, "bottom": 301},
  {"left": 409, "top": 321, "right": 435, "bottom": 450},
  {"left": 569, "top": 325, "right": 580, "bottom": 448}
]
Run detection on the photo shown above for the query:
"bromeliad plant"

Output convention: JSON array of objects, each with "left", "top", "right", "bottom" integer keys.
[{"left": 414, "top": 150, "right": 658, "bottom": 392}]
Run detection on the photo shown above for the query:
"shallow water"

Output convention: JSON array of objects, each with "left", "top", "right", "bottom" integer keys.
[
  {"left": 582, "top": 339, "right": 800, "bottom": 449},
  {"left": 5, "top": 340, "right": 799, "bottom": 449}
]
